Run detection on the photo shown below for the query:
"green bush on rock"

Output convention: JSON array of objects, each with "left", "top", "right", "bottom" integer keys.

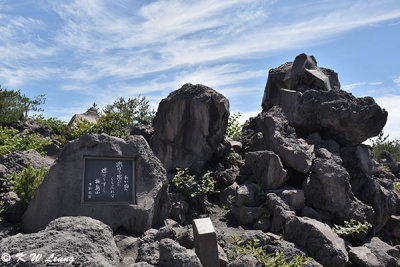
[
  {"left": 8, "top": 163, "right": 49, "bottom": 206},
  {"left": 172, "top": 168, "right": 219, "bottom": 198},
  {"left": 228, "top": 236, "right": 311, "bottom": 266},
  {"left": 332, "top": 219, "right": 372, "bottom": 237},
  {"left": 0, "top": 86, "right": 45, "bottom": 125},
  {"left": 0, "top": 126, "right": 52, "bottom": 156}
]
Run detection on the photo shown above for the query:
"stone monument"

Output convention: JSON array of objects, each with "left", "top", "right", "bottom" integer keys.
[{"left": 23, "top": 134, "right": 169, "bottom": 234}]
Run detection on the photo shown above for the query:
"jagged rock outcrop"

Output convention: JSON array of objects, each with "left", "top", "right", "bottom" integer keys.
[
  {"left": 256, "top": 106, "right": 314, "bottom": 174},
  {"left": 244, "top": 151, "right": 287, "bottom": 190},
  {"left": 341, "top": 145, "right": 400, "bottom": 233},
  {"left": 151, "top": 83, "right": 229, "bottom": 172},
  {"left": 284, "top": 216, "right": 348, "bottom": 267},
  {"left": 266, "top": 193, "right": 295, "bottom": 233},
  {"left": 0, "top": 149, "right": 53, "bottom": 176},
  {"left": 0, "top": 216, "right": 120, "bottom": 266},
  {"left": 129, "top": 122, "right": 154, "bottom": 144},
  {"left": 377, "top": 151, "right": 400, "bottom": 175},
  {"left": 261, "top": 53, "right": 387, "bottom": 145},
  {"left": 159, "top": 238, "right": 202, "bottom": 267},
  {"left": 304, "top": 148, "right": 374, "bottom": 223},
  {"left": 68, "top": 106, "right": 100, "bottom": 126},
  {"left": 11, "top": 118, "right": 52, "bottom": 137}
]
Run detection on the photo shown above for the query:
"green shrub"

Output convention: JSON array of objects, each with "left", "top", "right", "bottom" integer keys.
[
  {"left": 226, "top": 112, "right": 246, "bottom": 138},
  {"left": 0, "top": 86, "right": 45, "bottom": 125},
  {"left": 0, "top": 126, "right": 52, "bottom": 156},
  {"left": 173, "top": 168, "right": 219, "bottom": 198},
  {"left": 65, "top": 118, "right": 96, "bottom": 140},
  {"left": 8, "top": 163, "right": 49, "bottom": 206},
  {"left": 332, "top": 219, "right": 372, "bottom": 237},
  {"left": 92, "top": 113, "right": 129, "bottom": 138},
  {"left": 228, "top": 236, "right": 311, "bottom": 266},
  {"left": 103, "top": 95, "right": 155, "bottom": 124},
  {"left": 34, "top": 115, "right": 67, "bottom": 136},
  {"left": 371, "top": 132, "right": 400, "bottom": 161},
  {"left": 65, "top": 113, "right": 129, "bottom": 140}
]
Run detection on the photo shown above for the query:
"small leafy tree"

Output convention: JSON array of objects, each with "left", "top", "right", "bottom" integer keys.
[
  {"left": 173, "top": 168, "right": 219, "bottom": 198},
  {"left": 226, "top": 112, "right": 246, "bottom": 138},
  {"left": 9, "top": 163, "right": 49, "bottom": 206},
  {"left": 103, "top": 95, "right": 155, "bottom": 124},
  {"left": 92, "top": 113, "right": 130, "bottom": 138},
  {"left": 0, "top": 86, "right": 45, "bottom": 125}
]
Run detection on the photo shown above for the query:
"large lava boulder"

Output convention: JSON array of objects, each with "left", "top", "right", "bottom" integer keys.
[
  {"left": 0, "top": 216, "right": 120, "bottom": 266},
  {"left": 68, "top": 106, "right": 100, "bottom": 126},
  {"left": 23, "top": 134, "right": 169, "bottom": 234},
  {"left": 150, "top": 83, "right": 229, "bottom": 172},
  {"left": 261, "top": 53, "right": 387, "bottom": 145}
]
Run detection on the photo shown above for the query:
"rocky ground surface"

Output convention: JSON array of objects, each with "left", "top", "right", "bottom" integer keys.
[{"left": 1, "top": 53, "right": 400, "bottom": 266}]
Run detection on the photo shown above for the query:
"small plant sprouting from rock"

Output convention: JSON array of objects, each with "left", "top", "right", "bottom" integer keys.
[
  {"left": 228, "top": 236, "right": 311, "bottom": 266},
  {"left": 172, "top": 168, "right": 219, "bottom": 198},
  {"left": 8, "top": 163, "right": 49, "bottom": 206},
  {"left": 332, "top": 219, "right": 372, "bottom": 237},
  {"left": 226, "top": 112, "right": 246, "bottom": 138}
]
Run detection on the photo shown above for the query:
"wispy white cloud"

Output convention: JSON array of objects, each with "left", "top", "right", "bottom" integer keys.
[
  {"left": 369, "top": 82, "right": 383, "bottom": 86},
  {"left": 342, "top": 82, "right": 366, "bottom": 91}
]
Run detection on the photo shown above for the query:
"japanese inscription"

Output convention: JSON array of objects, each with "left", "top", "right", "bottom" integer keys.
[{"left": 83, "top": 157, "right": 135, "bottom": 203}]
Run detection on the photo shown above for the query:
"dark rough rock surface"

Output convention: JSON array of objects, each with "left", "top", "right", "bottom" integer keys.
[
  {"left": 0, "top": 149, "right": 53, "bottom": 176},
  {"left": 304, "top": 148, "right": 374, "bottom": 223},
  {"left": 159, "top": 238, "right": 202, "bottom": 267},
  {"left": 385, "top": 215, "right": 400, "bottom": 239},
  {"left": 284, "top": 216, "right": 348, "bottom": 267},
  {"left": 261, "top": 53, "right": 387, "bottom": 145},
  {"left": 348, "top": 246, "right": 382, "bottom": 267},
  {"left": 150, "top": 83, "right": 229, "bottom": 172},
  {"left": 378, "top": 151, "right": 400, "bottom": 175},
  {"left": 129, "top": 122, "right": 154, "bottom": 144},
  {"left": 240, "top": 116, "right": 267, "bottom": 153},
  {"left": 1, "top": 191, "right": 25, "bottom": 223},
  {"left": 341, "top": 145, "right": 400, "bottom": 233},
  {"left": 231, "top": 206, "right": 262, "bottom": 226},
  {"left": 0, "top": 216, "right": 120, "bottom": 266},
  {"left": 226, "top": 255, "right": 261, "bottom": 267},
  {"left": 244, "top": 151, "right": 287, "bottom": 190},
  {"left": 23, "top": 134, "right": 169, "bottom": 234},
  {"left": 11, "top": 118, "right": 52, "bottom": 138},
  {"left": 268, "top": 187, "right": 305, "bottom": 215},
  {"left": 114, "top": 235, "right": 142, "bottom": 263},
  {"left": 256, "top": 106, "right": 314, "bottom": 174},
  {"left": 364, "top": 237, "right": 399, "bottom": 267},
  {"left": 137, "top": 241, "right": 160, "bottom": 265},
  {"left": 265, "top": 193, "right": 295, "bottom": 233}
]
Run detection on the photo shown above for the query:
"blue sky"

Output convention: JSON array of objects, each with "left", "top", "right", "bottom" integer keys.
[{"left": 1, "top": 0, "right": 400, "bottom": 139}]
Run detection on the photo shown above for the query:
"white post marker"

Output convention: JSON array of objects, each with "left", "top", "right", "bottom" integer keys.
[{"left": 192, "top": 217, "right": 219, "bottom": 267}]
